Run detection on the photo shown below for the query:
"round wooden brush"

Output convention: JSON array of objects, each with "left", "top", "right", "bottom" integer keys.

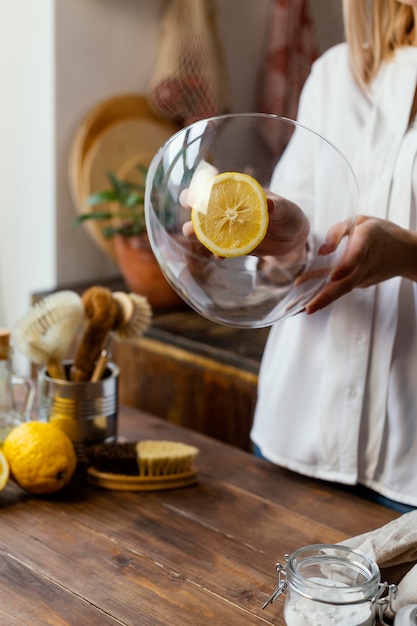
[
  {"left": 112, "top": 292, "right": 152, "bottom": 342},
  {"left": 90, "top": 292, "right": 152, "bottom": 382},
  {"left": 86, "top": 440, "right": 200, "bottom": 491},
  {"left": 12, "top": 290, "right": 84, "bottom": 380}
]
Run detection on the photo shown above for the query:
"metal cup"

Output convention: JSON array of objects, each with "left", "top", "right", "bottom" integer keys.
[{"left": 38, "top": 360, "right": 119, "bottom": 459}]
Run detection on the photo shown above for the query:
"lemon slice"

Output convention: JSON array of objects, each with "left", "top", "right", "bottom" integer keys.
[
  {"left": 191, "top": 171, "right": 269, "bottom": 257},
  {"left": 0, "top": 449, "right": 10, "bottom": 491}
]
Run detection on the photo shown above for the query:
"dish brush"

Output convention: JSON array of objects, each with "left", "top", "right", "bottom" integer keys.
[
  {"left": 12, "top": 290, "right": 84, "bottom": 380},
  {"left": 86, "top": 440, "right": 199, "bottom": 491},
  {"left": 90, "top": 291, "right": 152, "bottom": 382},
  {"left": 112, "top": 292, "right": 152, "bottom": 342},
  {"left": 71, "top": 286, "right": 119, "bottom": 382}
]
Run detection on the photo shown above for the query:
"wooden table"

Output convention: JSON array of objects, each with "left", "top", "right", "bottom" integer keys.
[{"left": 0, "top": 405, "right": 399, "bottom": 625}]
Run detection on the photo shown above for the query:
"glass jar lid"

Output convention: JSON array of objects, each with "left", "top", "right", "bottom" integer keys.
[{"left": 286, "top": 544, "right": 380, "bottom": 605}]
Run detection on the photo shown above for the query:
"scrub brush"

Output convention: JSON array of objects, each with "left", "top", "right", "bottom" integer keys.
[
  {"left": 87, "top": 440, "right": 199, "bottom": 476},
  {"left": 90, "top": 291, "right": 152, "bottom": 382},
  {"left": 86, "top": 440, "right": 199, "bottom": 491},
  {"left": 71, "top": 286, "right": 119, "bottom": 382},
  {"left": 112, "top": 292, "right": 152, "bottom": 342},
  {"left": 12, "top": 290, "right": 84, "bottom": 380}
]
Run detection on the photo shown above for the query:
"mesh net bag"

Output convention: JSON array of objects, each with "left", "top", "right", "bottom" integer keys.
[{"left": 147, "top": 0, "right": 230, "bottom": 127}]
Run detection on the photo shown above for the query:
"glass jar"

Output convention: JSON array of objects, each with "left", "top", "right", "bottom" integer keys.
[
  {"left": 285, "top": 545, "right": 380, "bottom": 625},
  {"left": 0, "top": 328, "right": 35, "bottom": 443},
  {"left": 263, "top": 544, "right": 396, "bottom": 626}
]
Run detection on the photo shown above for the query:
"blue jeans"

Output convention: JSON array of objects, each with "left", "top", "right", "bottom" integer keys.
[{"left": 252, "top": 444, "right": 415, "bottom": 514}]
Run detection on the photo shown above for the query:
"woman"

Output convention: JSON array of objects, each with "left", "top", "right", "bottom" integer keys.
[{"left": 251, "top": 0, "right": 417, "bottom": 512}]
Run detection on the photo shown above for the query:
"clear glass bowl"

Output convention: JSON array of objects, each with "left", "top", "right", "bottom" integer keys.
[{"left": 145, "top": 113, "right": 358, "bottom": 328}]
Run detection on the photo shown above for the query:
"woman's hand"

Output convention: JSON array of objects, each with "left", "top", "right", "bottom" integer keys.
[
  {"left": 182, "top": 190, "right": 310, "bottom": 265},
  {"left": 305, "top": 216, "right": 417, "bottom": 314},
  {"left": 256, "top": 193, "right": 310, "bottom": 263}
]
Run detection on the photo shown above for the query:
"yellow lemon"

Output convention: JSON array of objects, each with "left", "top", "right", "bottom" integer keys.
[
  {"left": 0, "top": 450, "right": 10, "bottom": 491},
  {"left": 3, "top": 421, "right": 77, "bottom": 495},
  {"left": 191, "top": 171, "right": 269, "bottom": 258}
]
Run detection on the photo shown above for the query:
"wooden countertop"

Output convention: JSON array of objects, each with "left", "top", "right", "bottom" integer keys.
[{"left": 0, "top": 405, "right": 399, "bottom": 625}]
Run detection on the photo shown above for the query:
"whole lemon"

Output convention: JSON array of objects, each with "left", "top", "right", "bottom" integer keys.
[{"left": 3, "top": 421, "right": 77, "bottom": 494}]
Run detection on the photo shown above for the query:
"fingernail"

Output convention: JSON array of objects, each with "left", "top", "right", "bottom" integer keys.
[{"left": 306, "top": 304, "right": 320, "bottom": 315}]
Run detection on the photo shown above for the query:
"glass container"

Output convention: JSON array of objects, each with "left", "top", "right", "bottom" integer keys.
[
  {"left": 145, "top": 113, "right": 359, "bottom": 328},
  {"left": 285, "top": 545, "right": 380, "bottom": 625},
  {"left": 263, "top": 544, "right": 397, "bottom": 626},
  {"left": 0, "top": 328, "right": 35, "bottom": 443}
]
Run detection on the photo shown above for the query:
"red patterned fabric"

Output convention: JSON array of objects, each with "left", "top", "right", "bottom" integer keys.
[{"left": 258, "top": 0, "right": 319, "bottom": 121}]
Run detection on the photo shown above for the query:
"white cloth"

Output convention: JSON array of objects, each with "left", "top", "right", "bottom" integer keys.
[
  {"left": 340, "top": 511, "right": 417, "bottom": 568},
  {"left": 340, "top": 511, "right": 417, "bottom": 616},
  {"left": 251, "top": 43, "right": 417, "bottom": 507}
]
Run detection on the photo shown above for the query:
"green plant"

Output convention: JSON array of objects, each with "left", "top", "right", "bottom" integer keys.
[{"left": 72, "top": 167, "right": 147, "bottom": 237}]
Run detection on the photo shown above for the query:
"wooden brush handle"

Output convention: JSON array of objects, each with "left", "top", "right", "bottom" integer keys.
[
  {"left": 90, "top": 349, "right": 109, "bottom": 382},
  {"left": 47, "top": 360, "right": 67, "bottom": 380},
  {"left": 71, "top": 287, "right": 118, "bottom": 381}
]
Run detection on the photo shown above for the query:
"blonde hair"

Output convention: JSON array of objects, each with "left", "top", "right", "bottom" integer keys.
[{"left": 343, "top": 0, "right": 415, "bottom": 86}]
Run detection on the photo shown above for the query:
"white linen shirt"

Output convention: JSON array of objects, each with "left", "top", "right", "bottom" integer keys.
[{"left": 251, "top": 43, "right": 417, "bottom": 507}]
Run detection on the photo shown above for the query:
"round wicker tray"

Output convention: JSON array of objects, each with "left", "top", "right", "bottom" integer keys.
[{"left": 68, "top": 93, "right": 179, "bottom": 261}]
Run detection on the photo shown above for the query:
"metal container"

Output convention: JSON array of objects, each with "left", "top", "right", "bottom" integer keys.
[{"left": 38, "top": 360, "right": 119, "bottom": 454}]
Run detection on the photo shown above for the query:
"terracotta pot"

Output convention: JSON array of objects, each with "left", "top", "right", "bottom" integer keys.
[{"left": 113, "top": 234, "right": 184, "bottom": 311}]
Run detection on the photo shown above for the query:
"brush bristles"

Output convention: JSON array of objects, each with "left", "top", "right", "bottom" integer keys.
[
  {"left": 136, "top": 441, "right": 199, "bottom": 476},
  {"left": 113, "top": 292, "right": 152, "bottom": 342},
  {"left": 12, "top": 290, "right": 83, "bottom": 365}
]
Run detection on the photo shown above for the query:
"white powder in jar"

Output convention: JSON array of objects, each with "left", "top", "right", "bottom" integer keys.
[
  {"left": 284, "top": 578, "right": 375, "bottom": 626},
  {"left": 284, "top": 602, "right": 374, "bottom": 626}
]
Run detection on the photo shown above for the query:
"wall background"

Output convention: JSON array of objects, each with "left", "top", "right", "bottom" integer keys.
[{"left": 0, "top": 0, "right": 344, "bottom": 372}]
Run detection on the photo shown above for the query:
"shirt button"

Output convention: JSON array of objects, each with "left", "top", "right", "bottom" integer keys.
[{"left": 347, "top": 386, "right": 358, "bottom": 398}]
